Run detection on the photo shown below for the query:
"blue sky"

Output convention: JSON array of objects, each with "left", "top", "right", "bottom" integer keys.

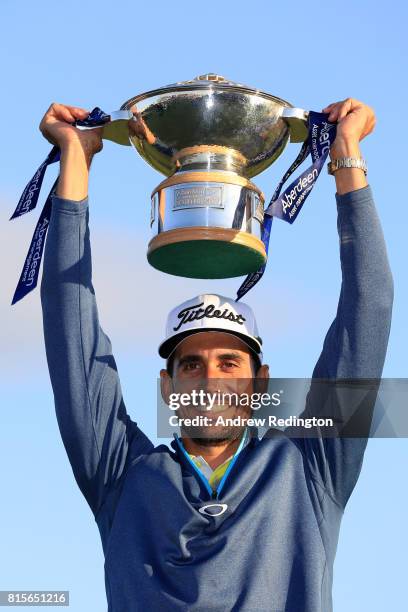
[{"left": 0, "top": 1, "right": 407, "bottom": 610}]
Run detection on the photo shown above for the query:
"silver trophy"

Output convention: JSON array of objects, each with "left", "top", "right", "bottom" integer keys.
[{"left": 103, "top": 74, "right": 308, "bottom": 279}]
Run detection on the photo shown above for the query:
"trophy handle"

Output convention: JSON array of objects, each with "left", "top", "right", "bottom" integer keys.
[
  {"left": 101, "top": 110, "right": 133, "bottom": 146},
  {"left": 281, "top": 108, "right": 309, "bottom": 143}
]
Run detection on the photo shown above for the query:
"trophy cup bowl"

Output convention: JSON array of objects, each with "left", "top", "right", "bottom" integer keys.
[{"left": 119, "top": 74, "right": 308, "bottom": 279}]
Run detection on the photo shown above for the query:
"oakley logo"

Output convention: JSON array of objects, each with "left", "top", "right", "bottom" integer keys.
[
  {"left": 173, "top": 303, "right": 246, "bottom": 332},
  {"left": 198, "top": 503, "right": 228, "bottom": 517}
]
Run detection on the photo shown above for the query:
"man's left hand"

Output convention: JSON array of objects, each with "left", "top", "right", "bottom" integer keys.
[{"left": 322, "top": 98, "right": 376, "bottom": 158}]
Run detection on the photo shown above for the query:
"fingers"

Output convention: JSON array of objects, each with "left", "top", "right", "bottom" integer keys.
[
  {"left": 323, "top": 98, "right": 376, "bottom": 145},
  {"left": 38, "top": 102, "right": 104, "bottom": 156},
  {"left": 63, "top": 105, "right": 90, "bottom": 119},
  {"left": 361, "top": 110, "right": 376, "bottom": 139},
  {"left": 48, "top": 102, "right": 89, "bottom": 123},
  {"left": 39, "top": 103, "right": 90, "bottom": 138},
  {"left": 323, "top": 98, "right": 364, "bottom": 122},
  {"left": 365, "top": 105, "right": 376, "bottom": 133},
  {"left": 322, "top": 101, "right": 343, "bottom": 121},
  {"left": 328, "top": 100, "right": 350, "bottom": 122},
  {"left": 56, "top": 105, "right": 77, "bottom": 123},
  {"left": 337, "top": 98, "right": 360, "bottom": 121},
  {"left": 321, "top": 102, "right": 336, "bottom": 113}
]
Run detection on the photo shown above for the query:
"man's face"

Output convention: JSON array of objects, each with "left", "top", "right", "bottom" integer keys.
[
  {"left": 171, "top": 332, "right": 256, "bottom": 380},
  {"left": 160, "top": 332, "right": 269, "bottom": 444}
]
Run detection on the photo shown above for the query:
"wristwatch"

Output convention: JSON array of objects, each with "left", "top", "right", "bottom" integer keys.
[{"left": 327, "top": 157, "right": 368, "bottom": 176}]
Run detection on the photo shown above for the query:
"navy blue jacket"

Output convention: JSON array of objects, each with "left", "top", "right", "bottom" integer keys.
[{"left": 41, "top": 186, "right": 393, "bottom": 611}]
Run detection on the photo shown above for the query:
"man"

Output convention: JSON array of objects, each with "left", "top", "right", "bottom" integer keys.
[{"left": 40, "top": 98, "right": 393, "bottom": 611}]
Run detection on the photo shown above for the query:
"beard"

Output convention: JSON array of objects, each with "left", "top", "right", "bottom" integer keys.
[
  {"left": 181, "top": 424, "right": 245, "bottom": 446},
  {"left": 179, "top": 403, "right": 252, "bottom": 445}
]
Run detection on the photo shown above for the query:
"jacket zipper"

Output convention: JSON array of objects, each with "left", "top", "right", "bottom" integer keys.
[{"left": 174, "top": 435, "right": 213, "bottom": 497}]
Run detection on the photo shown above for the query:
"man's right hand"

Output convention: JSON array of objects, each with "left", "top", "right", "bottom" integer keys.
[
  {"left": 39, "top": 103, "right": 103, "bottom": 200},
  {"left": 39, "top": 103, "right": 103, "bottom": 160}
]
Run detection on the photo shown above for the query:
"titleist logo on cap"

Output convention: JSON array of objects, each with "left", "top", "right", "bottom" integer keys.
[{"left": 173, "top": 302, "right": 246, "bottom": 332}]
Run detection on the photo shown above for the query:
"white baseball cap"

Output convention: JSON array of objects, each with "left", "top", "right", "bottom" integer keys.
[{"left": 159, "top": 294, "right": 263, "bottom": 359}]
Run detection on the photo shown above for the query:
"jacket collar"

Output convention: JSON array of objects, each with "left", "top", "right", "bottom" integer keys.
[{"left": 170, "top": 425, "right": 259, "bottom": 458}]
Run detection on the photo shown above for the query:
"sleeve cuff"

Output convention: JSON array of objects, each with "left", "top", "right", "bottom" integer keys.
[
  {"left": 51, "top": 194, "right": 89, "bottom": 214},
  {"left": 336, "top": 185, "right": 373, "bottom": 208}
]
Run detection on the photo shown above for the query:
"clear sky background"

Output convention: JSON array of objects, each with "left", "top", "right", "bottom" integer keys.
[{"left": 0, "top": 1, "right": 407, "bottom": 611}]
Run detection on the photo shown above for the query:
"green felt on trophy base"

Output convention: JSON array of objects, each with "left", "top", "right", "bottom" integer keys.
[{"left": 147, "top": 240, "right": 267, "bottom": 279}]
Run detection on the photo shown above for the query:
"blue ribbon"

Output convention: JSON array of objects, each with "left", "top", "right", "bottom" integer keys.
[
  {"left": 236, "top": 111, "right": 337, "bottom": 301},
  {"left": 10, "top": 146, "right": 61, "bottom": 221},
  {"left": 74, "top": 107, "right": 111, "bottom": 128},
  {"left": 10, "top": 108, "right": 108, "bottom": 305}
]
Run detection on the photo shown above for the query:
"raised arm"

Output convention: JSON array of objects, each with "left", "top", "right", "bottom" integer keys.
[
  {"left": 40, "top": 104, "right": 153, "bottom": 516},
  {"left": 294, "top": 100, "right": 394, "bottom": 507},
  {"left": 313, "top": 98, "right": 393, "bottom": 379}
]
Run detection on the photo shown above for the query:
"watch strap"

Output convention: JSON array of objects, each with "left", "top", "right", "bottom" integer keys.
[{"left": 327, "top": 157, "right": 367, "bottom": 176}]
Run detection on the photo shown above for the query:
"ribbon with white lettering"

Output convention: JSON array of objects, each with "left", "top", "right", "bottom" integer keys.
[
  {"left": 236, "top": 111, "right": 337, "bottom": 301},
  {"left": 11, "top": 180, "right": 58, "bottom": 304},
  {"left": 10, "top": 146, "right": 61, "bottom": 221},
  {"left": 10, "top": 108, "right": 111, "bottom": 305}
]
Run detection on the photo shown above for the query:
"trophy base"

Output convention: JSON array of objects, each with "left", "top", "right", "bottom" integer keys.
[{"left": 147, "top": 227, "right": 266, "bottom": 279}]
